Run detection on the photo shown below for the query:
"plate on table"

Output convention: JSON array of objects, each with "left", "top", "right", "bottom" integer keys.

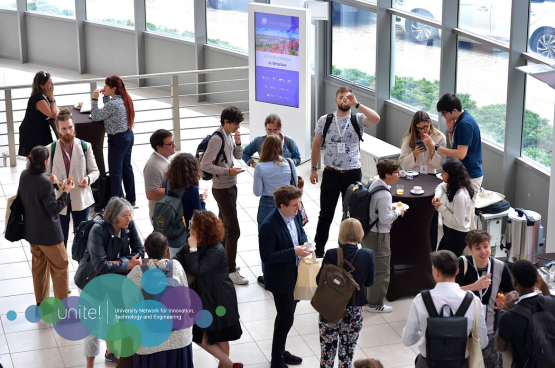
[
  {"left": 393, "top": 201, "right": 409, "bottom": 211},
  {"left": 410, "top": 189, "right": 425, "bottom": 196},
  {"left": 405, "top": 170, "right": 419, "bottom": 177}
]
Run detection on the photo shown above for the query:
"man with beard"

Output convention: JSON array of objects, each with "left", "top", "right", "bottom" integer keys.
[
  {"left": 45, "top": 108, "right": 100, "bottom": 248},
  {"left": 309, "top": 86, "right": 381, "bottom": 258}
]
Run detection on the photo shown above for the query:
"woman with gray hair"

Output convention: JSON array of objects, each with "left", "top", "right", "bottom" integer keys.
[{"left": 74, "top": 197, "right": 144, "bottom": 367}]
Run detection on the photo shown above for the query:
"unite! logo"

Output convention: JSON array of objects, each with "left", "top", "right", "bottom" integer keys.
[{"left": 155, "top": 216, "right": 165, "bottom": 231}]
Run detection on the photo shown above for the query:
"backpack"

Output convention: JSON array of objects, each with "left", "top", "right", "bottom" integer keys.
[
  {"left": 421, "top": 290, "right": 474, "bottom": 368},
  {"left": 5, "top": 191, "right": 25, "bottom": 242},
  {"left": 343, "top": 181, "right": 389, "bottom": 234},
  {"left": 94, "top": 172, "right": 111, "bottom": 211},
  {"left": 511, "top": 296, "right": 555, "bottom": 368},
  {"left": 50, "top": 140, "right": 88, "bottom": 172},
  {"left": 475, "top": 199, "right": 510, "bottom": 215},
  {"left": 311, "top": 248, "right": 360, "bottom": 323},
  {"left": 152, "top": 181, "right": 188, "bottom": 249},
  {"left": 196, "top": 131, "right": 227, "bottom": 181},
  {"left": 321, "top": 113, "right": 364, "bottom": 147},
  {"left": 72, "top": 213, "right": 103, "bottom": 262}
]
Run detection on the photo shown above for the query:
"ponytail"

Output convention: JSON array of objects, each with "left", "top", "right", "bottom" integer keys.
[{"left": 105, "top": 76, "right": 135, "bottom": 130}]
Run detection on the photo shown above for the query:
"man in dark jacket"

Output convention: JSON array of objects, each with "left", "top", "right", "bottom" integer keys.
[{"left": 259, "top": 185, "right": 311, "bottom": 368}]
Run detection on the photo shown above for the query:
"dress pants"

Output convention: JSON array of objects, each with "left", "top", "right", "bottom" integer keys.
[
  {"left": 30, "top": 242, "right": 68, "bottom": 304},
  {"left": 314, "top": 168, "right": 361, "bottom": 257},
  {"left": 59, "top": 202, "right": 89, "bottom": 248},
  {"left": 438, "top": 225, "right": 468, "bottom": 258},
  {"left": 212, "top": 186, "right": 240, "bottom": 273},
  {"left": 361, "top": 231, "right": 390, "bottom": 308},
  {"left": 271, "top": 290, "right": 298, "bottom": 365},
  {"left": 107, "top": 130, "right": 136, "bottom": 203}
]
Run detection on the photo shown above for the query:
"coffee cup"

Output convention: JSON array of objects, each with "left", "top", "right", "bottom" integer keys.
[
  {"left": 304, "top": 243, "right": 315, "bottom": 252},
  {"left": 400, "top": 170, "right": 407, "bottom": 177},
  {"left": 413, "top": 186, "right": 423, "bottom": 193}
]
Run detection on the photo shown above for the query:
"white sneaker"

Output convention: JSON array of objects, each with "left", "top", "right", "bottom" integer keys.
[
  {"left": 235, "top": 266, "right": 241, "bottom": 271},
  {"left": 229, "top": 271, "right": 249, "bottom": 285},
  {"left": 367, "top": 305, "right": 393, "bottom": 313}
]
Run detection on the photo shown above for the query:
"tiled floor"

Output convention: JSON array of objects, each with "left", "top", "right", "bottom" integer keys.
[{"left": 0, "top": 59, "right": 417, "bottom": 368}]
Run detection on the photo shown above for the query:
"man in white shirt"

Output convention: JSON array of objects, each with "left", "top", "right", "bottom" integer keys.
[
  {"left": 402, "top": 250, "right": 488, "bottom": 368},
  {"left": 144, "top": 129, "right": 175, "bottom": 223}
]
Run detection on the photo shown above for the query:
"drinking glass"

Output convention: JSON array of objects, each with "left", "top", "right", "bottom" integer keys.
[{"left": 396, "top": 184, "right": 404, "bottom": 195}]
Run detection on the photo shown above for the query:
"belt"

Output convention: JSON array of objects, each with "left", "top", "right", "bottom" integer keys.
[{"left": 325, "top": 166, "right": 357, "bottom": 173}]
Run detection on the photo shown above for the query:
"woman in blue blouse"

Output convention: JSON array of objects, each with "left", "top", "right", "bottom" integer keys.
[
  {"left": 91, "top": 75, "right": 136, "bottom": 205},
  {"left": 242, "top": 114, "right": 301, "bottom": 168},
  {"left": 166, "top": 153, "right": 207, "bottom": 258}
]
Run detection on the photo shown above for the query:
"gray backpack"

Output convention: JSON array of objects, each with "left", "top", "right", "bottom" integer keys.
[{"left": 152, "top": 181, "right": 188, "bottom": 249}]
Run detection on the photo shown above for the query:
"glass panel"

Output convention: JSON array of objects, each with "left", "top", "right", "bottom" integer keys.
[
  {"left": 331, "top": 4, "right": 376, "bottom": 89},
  {"left": 146, "top": 0, "right": 194, "bottom": 40},
  {"left": 86, "top": 0, "right": 135, "bottom": 27},
  {"left": 393, "top": 0, "right": 442, "bottom": 21},
  {"left": 0, "top": 0, "right": 16, "bottom": 10},
  {"left": 391, "top": 16, "right": 440, "bottom": 113},
  {"left": 528, "top": 0, "right": 555, "bottom": 62},
  {"left": 522, "top": 62, "right": 555, "bottom": 168},
  {"left": 27, "top": 0, "right": 74, "bottom": 17},
  {"left": 207, "top": 0, "right": 253, "bottom": 53},
  {"left": 458, "top": 0, "right": 512, "bottom": 45},
  {"left": 457, "top": 41, "right": 509, "bottom": 146}
]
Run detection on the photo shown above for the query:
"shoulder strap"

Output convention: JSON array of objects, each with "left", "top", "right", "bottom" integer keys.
[
  {"left": 336, "top": 247, "right": 344, "bottom": 267},
  {"left": 140, "top": 264, "right": 149, "bottom": 273},
  {"left": 166, "top": 260, "right": 174, "bottom": 278},
  {"left": 212, "top": 131, "right": 228, "bottom": 164},
  {"left": 455, "top": 292, "right": 474, "bottom": 317},
  {"left": 368, "top": 186, "right": 390, "bottom": 230},
  {"left": 344, "top": 248, "right": 360, "bottom": 272},
  {"left": 460, "top": 256, "right": 468, "bottom": 276},
  {"left": 511, "top": 304, "right": 533, "bottom": 320},
  {"left": 285, "top": 158, "right": 295, "bottom": 186},
  {"left": 422, "top": 290, "right": 439, "bottom": 318},
  {"left": 284, "top": 135, "right": 290, "bottom": 150},
  {"left": 81, "top": 140, "right": 88, "bottom": 154},
  {"left": 321, "top": 113, "right": 334, "bottom": 146},
  {"left": 351, "top": 113, "right": 364, "bottom": 142},
  {"left": 50, "top": 141, "right": 56, "bottom": 171}
]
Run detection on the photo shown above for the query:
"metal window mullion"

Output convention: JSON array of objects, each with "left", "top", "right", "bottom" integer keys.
[
  {"left": 521, "top": 52, "right": 554, "bottom": 67},
  {"left": 16, "top": 0, "right": 27, "bottom": 63},
  {"left": 452, "top": 28, "right": 510, "bottom": 53},
  {"left": 332, "top": 0, "right": 378, "bottom": 13},
  {"left": 374, "top": 0, "right": 394, "bottom": 141},
  {"left": 74, "top": 0, "right": 87, "bottom": 74},
  {"left": 386, "top": 8, "right": 441, "bottom": 28},
  {"left": 194, "top": 0, "right": 207, "bottom": 103},
  {"left": 134, "top": 0, "right": 147, "bottom": 87}
]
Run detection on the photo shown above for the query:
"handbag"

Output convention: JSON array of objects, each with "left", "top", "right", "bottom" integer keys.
[
  {"left": 294, "top": 252, "right": 322, "bottom": 300},
  {"left": 467, "top": 295, "right": 485, "bottom": 368},
  {"left": 5, "top": 190, "right": 25, "bottom": 242},
  {"left": 286, "top": 159, "right": 309, "bottom": 226}
]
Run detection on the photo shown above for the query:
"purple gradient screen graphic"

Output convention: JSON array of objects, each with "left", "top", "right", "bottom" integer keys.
[{"left": 255, "top": 12, "right": 300, "bottom": 108}]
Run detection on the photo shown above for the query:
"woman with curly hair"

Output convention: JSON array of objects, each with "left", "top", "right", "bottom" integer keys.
[
  {"left": 174, "top": 210, "right": 244, "bottom": 368},
  {"left": 165, "top": 153, "right": 207, "bottom": 257},
  {"left": 432, "top": 158, "right": 474, "bottom": 257}
]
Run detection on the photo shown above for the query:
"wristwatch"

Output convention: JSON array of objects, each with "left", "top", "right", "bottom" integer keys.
[
  {"left": 311, "top": 167, "right": 318, "bottom": 171},
  {"left": 435, "top": 143, "right": 440, "bottom": 151},
  {"left": 355, "top": 102, "right": 360, "bottom": 109},
  {"left": 189, "top": 247, "right": 198, "bottom": 253}
]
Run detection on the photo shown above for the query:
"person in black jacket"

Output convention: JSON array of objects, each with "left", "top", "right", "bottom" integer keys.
[
  {"left": 316, "top": 218, "right": 375, "bottom": 368},
  {"left": 74, "top": 197, "right": 143, "bottom": 368},
  {"left": 174, "top": 210, "right": 244, "bottom": 368},
  {"left": 19, "top": 146, "right": 75, "bottom": 305}
]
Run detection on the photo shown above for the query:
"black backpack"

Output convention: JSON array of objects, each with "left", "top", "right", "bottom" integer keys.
[
  {"left": 196, "top": 131, "right": 227, "bottom": 181},
  {"left": 422, "top": 290, "right": 474, "bottom": 368},
  {"left": 72, "top": 213, "right": 103, "bottom": 262},
  {"left": 343, "top": 181, "right": 389, "bottom": 234},
  {"left": 511, "top": 296, "right": 555, "bottom": 368},
  {"left": 475, "top": 199, "right": 510, "bottom": 215},
  {"left": 5, "top": 193, "right": 25, "bottom": 242},
  {"left": 321, "top": 113, "right": 364, "bottom": 146}
]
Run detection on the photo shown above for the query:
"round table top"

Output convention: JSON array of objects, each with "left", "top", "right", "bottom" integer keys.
[
  {"left": 67, "top": 106, "right": 96, "bottom": 124},
  {"left": 391, "top": 173, "right": 442, "bottom": 201}
]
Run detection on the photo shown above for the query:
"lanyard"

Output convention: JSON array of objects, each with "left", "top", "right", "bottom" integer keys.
[
  {"left": 153, "top": 151, "right": 171, "bottom": 164},
  {"left": 472, "top": 257, "right": 491, "bottom": 302},
  {"left": 515, "top": 291, "right": 539, "bottom": 305},
  {"left": 334, "top": 114, "right": 350, "bottom": 143}
]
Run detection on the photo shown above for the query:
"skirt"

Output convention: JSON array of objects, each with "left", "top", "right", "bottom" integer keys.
[
  {"left": 133, "top": 344, "right": 193, "bottom": 368},
  {"left": 192, "top": 321, "right": 243, "bottom": 345}
]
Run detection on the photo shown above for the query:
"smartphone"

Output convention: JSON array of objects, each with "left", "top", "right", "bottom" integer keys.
[{"left": 415, "top": 140, "right": 427, "bottom": 150}]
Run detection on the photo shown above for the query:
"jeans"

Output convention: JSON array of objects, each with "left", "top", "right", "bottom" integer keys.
[
  {"left": 257, "top": 196, "right": 276, "bottom": 230},
  {"left": 59, "top": 202, "right": 89, "bottom": 248},
  {"left": 271, "top": 290, "right": 298, "bottom": 365},
  {"left": 107, "top": 130, "right": 136, "bottom": 203},
  {"left": 212, "top": 186, "right": 240, "bottom": 273},
  {"left": 314, "top": 168, "right": 362, "bottom": 257},
  {"left": 361, "top": 231, "right": 390, "bottom": 307}
]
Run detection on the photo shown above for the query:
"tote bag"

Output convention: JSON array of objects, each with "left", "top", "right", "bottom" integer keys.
[
  {"left": 5, "top": 190, "right": 25, "bottom": 242},
  {"left": 467, "top": 296, "right": 485, "bottom": 368},
  {"left": 294, "top": 252, "right": 322, "bottom": 300}
]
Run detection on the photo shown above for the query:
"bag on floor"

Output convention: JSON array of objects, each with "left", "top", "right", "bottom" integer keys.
[
  {"left": 311, "top": 248, "right": 360, "bottom": 323},
  {"left": 196, "top": 131, "right": 227, "bottom": 181},
  {"left": 343, "top": 182, "right": 389, "bottom": 234},
  {"left": 294, "top": 252, "right": 322, "bottom": 300},
  {"left": 5, "top": 191, "right": 25, "bottom": 242},
  {"left": 94, "top": 172, "right": 111, "bottom": 211},
  {"left": 72, "top": 213, "right": 103, "bottom": 262},
  {"left": 152, "top": 181, "right": 188, "bottom": 249},
  {"left": 422, "top": 290, "right": 474, "bottom": 368}
]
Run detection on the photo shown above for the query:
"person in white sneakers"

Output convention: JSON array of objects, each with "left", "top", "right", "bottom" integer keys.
[{"left": 362, "top": 160, "right": 405, "bottom": 313}]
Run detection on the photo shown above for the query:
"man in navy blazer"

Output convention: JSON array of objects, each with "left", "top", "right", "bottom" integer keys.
[{"left": 259, "top": 185, "right": 311, "bottom": 368}]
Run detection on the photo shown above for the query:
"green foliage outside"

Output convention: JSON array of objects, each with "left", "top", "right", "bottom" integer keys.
[
  {"left": 332, "top": 66, "right": 553, "bottom": 168},
  {"left": 0, "top": 2, "right": 16, "bottom": 9},
  {"left": 99, "top": 19, "right": 135, "bottom": 28},
  {"left": 27, "top": 0, "right": 73, "bottom": 17},
  {"left": 207, "top": 38, "right": 245, "bottom": 53},
  {"left": 147, "top": 23, "right": 194, "bottom": 40}
]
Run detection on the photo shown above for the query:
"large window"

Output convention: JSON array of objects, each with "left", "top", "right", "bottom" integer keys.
[
  {"left": 391, "top": 16, "right": 440, "bottom": 113},
  {"left": 146, "top": 0, "right": 194, "bottom": 40},
  {"left": 206, "top": 0, "right": 252, "bottom": 52},
  {"left": 522, "top": 63, "right": 555, "bottom": 168},
  {"left": 459, "top": 0, "right": 512, "bottom": 45},
  {"left": 0, "top": 0, "right": 16, "bottom": 10},
  {"left": 457, "top": 42, "right": 509, "bottom": 146},
  {"left": 27, "top": 0, "right": 74, "bottom": 17},
  {"left": 528, "top": 0, "right": 555, "bottom": 61},
  {"left": 331, "top": 4, "right": 376, "bottom": 89},
  {"left": 86, "top": 0, "right": 134, "bottom": 27},
  {"left": 394, "top": 0, "right": 442, "bottom": 21}
]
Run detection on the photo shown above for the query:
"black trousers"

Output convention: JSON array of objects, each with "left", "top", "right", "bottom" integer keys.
[
  {"left": 438, "top": 224, "right": 468, "bottom": 258},
  {"left": 271, "top": 290, "right": 298, "bottom": 365},
  {"left": 314, "top": 168, "right": 362, "bottom": 257}
]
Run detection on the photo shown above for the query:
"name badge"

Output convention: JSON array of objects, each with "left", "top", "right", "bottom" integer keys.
[
  {"left": 337, "top": 143, "right": 346, "bottom": 154},
  {"left": 420, "top": 165, "right": 428, "bottom": 174},
  {"left": 482, "top": 304, "right": 487, "bottom": 319}
]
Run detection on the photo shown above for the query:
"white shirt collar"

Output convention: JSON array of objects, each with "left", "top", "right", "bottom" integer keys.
[{"left": 153, "top": 151, "right": 172, "bottom": 164}]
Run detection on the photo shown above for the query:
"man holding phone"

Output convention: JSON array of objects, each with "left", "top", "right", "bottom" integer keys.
[{"left": 201, "top": 106, "right": 248, "bottom": 285}]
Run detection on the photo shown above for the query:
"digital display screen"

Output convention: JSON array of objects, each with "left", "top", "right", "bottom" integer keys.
[{"left": 255, "top": 12, "right": 300, "bottom": 108}]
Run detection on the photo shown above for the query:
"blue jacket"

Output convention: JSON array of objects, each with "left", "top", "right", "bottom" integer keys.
[
  {"left": 242, "top": 134, "right": 301, "bottom": 166},
  {"left": 259, "top": 208, "right": 308, "bottom": 295}
]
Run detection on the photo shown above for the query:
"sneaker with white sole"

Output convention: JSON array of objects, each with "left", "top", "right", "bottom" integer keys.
[
  {"left": 229, "top": 271, "right": 249, "bottom": 285},
  {"left": 367, "top": 305, "right": 393, "bottom": 313}
]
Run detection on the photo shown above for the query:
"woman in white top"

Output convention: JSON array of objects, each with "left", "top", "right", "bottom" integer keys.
[
  {"left": 432, "top": 158, "right": 474, "bottom": 257},
  {"left": 399, "top": 111, "right": 446, "bottom": 173}
]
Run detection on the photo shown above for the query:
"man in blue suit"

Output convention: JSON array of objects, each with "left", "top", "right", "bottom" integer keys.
[{"left": 259, "top": 185, "right": 311, "bottom": 368}]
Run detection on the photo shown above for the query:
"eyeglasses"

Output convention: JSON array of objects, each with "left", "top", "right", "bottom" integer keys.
[
  {"left": 416, "top": 125, "right": 430, "bottom": 132},
  {"left": 118, "top": 214, "right": 132, "bottom": 220},
  {"left": 392, "top": 171, "right": 400, "bottom": 174},
  {"left": 440, "top": 111, "right": 449, "bottom": 117},
  {"left": 288, "top": 202, "right": 301, "bottom": 208},
  {"left": 163, "top": 140, "right": 176, "bottom": 147}
]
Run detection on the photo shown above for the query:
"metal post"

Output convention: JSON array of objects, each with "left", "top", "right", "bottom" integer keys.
[
  {"left": 374, "top": 0, "right": 394, "bottom": 141},
  {"left": 90, "top": 82, "right": 96, "bottom": 94},
  {"left": 5, "top": 90, "right": 17, "bottom": 167},
  {"left": 16, "top": 0, "right": 28, "bottom": 63},
  {"left": 74, "top": 0, "right": 87, "bottom": 74},
  {"left": 134, "top": 0, "right": 147, "bottom": 87},
  {"left": 172, "top": 75, "right": 182, "bottom": 151},
  {"left": 194, "top": 0, "right": 207, "bottom": 103}
]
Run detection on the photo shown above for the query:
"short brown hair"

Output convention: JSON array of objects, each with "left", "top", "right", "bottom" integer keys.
[
  {"left": 191, "top": 210, "right": 225, "bottom": 245},
  {"left": 274, "top": 185, "right": 303, "bottom": 208},
  {"left": 259, "top": 134, "right": 283, "bottom": 163},
  {"left": 338, "top": 218, "right": 364, "bottom": 245},
  {"left": 431, "top": 250, "right": 458, "bottom": 277},
  {"left": 377, "top": 159, "right": 400, "bottom": 179},
  {"left": 264, "top": 114, "right": 282, "bottom": 130},
  {"left": 354, "top": 359, "right": 384, "bottom": 368},
  {"left": 150, "top": 129, "right": 172, "bottom": 151},
  {"left": 465, "top": 230, "right": 491, "bottom": 249},
  {"left": 166, "top": 153, "right": 201, "bottom": 189},
  {"left": 336, "top": 85, "right": 352, "bottom": 98}
]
